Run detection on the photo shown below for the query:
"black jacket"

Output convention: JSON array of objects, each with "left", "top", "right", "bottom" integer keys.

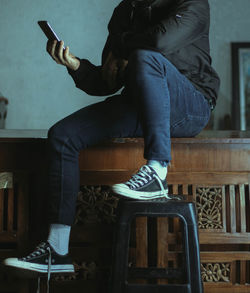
[{"left": 69, "top": 0, "right": 220, "bottom": 106}]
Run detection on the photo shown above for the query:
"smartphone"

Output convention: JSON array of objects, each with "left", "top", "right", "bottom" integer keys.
[{"left": 38, "top": 21, "right": 65, "bottom": 49}]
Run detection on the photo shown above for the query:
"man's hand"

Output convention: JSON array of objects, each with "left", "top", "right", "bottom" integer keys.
[
  {"left": 102, "top": 52, "right": 128, "bottom": 90},
  {"left": 46, "top": 40, "right": 80, "bottom": 71}
]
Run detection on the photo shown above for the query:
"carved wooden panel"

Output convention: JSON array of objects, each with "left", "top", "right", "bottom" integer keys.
[
  {"left": 74, "top": 186, "right": 118, "bottom": 225},
  {"left": 0, "top": 172, "right": 29, "bottom": 250},
  {"left": 0, "top": 172, "right": 29, "bottom": 293},
  {"left": 201, "top": 263, "right": 230, "bottom": 282},
  {"left": 196, "top": 186, "right": 225, "bottom": 230},
  {"left": 132, "top": 183, "right": 250, "bottom": 292}
]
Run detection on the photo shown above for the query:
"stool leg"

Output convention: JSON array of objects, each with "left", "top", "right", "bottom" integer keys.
[
  {"left": 111, "top": 215, "right": 131, "bottom": 293},
  {"left": 185, "top": 223, "right": 204, "bottom": 293}
]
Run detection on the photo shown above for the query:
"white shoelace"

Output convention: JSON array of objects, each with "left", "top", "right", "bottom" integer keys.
[
  {"left": 126, "top": 165, "right": 170, "bottom": 199},
  {"left": 126, "top": 165, "right": 153, "bottom": 189},
  {"left": 22, "top": 242, "right": 47, "bottom": 261},
  {"left": 153, "top": 173, "right": 170, "bottom": 199},
  {"left": 34, "top": 243, "right": 51, "bottom": 293}
]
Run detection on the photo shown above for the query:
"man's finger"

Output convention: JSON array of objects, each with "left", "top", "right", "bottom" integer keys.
[
  {"left": 103, "top": 64, "right": 117, "bottom": 86},
  {"left": 50, "top": 40, "right": 60, "bottom": 63},
  {"left": 46, "top": 40, "right": 53, "bottom": 54},
  {"left": 103, "top": 51, "right": 113, "bottom": 68},
  {"left": 63, "top": 46, "right": 71, "bottom": 63},
  {"left": 119, "top": 60, "right": 128, "bottom": 72},
  {"left": 57, "top": 41, "right": 66, "bottom": 64},
  {"left": 101, "top": 51, "right": 120, "bottom": 89},
  {"left": 108, "top": 66, "right": 119, "bottom": 89},
  {"left": 102, "top": 52, "right": 112, "bottom": 80},
  {"left": 62, "top": 46, "right": 80, "bottom": 71}
]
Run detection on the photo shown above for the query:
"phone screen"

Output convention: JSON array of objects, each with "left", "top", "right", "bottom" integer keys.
[{"left": 38, "top": 21, "right": 65, "bottom": 48}]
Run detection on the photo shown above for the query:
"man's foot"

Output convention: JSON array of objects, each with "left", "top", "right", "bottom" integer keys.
[
  {"left": 3, "top": 242, "right": 74, "bottom": 275},
  {"left": 112, "top": 165, "right": 170, "bottom": 200}
]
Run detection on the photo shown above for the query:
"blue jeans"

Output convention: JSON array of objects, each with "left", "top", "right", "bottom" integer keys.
[{"left": 48, "top": 49, "right": 211, "bottom": 225}]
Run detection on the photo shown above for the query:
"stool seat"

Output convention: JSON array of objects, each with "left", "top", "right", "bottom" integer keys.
[{"left": 111, "top": 199, "right": 204, "bottom": 293}]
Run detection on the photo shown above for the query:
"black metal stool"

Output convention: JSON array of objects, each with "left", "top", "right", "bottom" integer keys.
[{"left": 111, "top": 199, "right": 204, "bottom": 293}]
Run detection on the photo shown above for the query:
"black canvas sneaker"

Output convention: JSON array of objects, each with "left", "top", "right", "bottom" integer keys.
[
  {"left": 112, "top": 165, "right": 171, "bottom": 200},
  {"left": 3, "top": 241, "right": 75, "bottom": 275},
  {"left": 3, "top": 242, "right": 74, "bottom": 293}
]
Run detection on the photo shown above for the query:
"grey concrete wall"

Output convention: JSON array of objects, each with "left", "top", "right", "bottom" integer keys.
[
  {"left": 209, "top": 0, "right": 250, "bottom": 129},
  {"left": 0, "top": 0, "right": 249, "bottom": 129},
  {"left": 0, "top": 0, "right": 117, "bottom": 129}
]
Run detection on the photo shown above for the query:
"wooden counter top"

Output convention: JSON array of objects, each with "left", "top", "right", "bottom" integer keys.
[
  {"left": 0, "top": 129, "right": 48, "bottom": 141},
  {"left": 0, "top": 129, "right": 250, "bottom": 144}
]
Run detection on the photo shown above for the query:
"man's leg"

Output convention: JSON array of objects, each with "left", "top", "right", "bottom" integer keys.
[
  {"left": 126, "top": 49, "right": 211, "bottom": 160},
  {"left": 3, "top": 94, "right": 143, "bottom": 273},
  {"left": 47, "top": 95, "right": 142, "bottom": 226},
  {"left": 112, "top": 49, "right": 211, "bottom": 199}
]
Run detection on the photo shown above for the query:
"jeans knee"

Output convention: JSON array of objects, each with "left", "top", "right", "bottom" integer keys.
[
  {"left": 48, "top": 119, "right": 86, "bottom": 154},
  {"left": 47, "top": 120, "right": 72, "bottom": 149},
  {"left": 127, "top": 49, "right": 167, "bottom": 76},
  {"left": 48, "top": 122, "right": 63, "bottom": 140}
]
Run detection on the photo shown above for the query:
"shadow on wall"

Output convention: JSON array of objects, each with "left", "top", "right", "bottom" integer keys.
[
  {"left": 211, "top": 91, "right": 233, "bottom": 130},
  {"left": 0, "top": 92, "right": 8, "bottom": 129}
]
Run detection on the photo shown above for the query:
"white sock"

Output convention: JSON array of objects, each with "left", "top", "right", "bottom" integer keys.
[
  {"left": 47, "top": 224, "right": 71, "bottom": 255},
  {"left": 147, "top": 160, "right": 168, "bottom": 180}
]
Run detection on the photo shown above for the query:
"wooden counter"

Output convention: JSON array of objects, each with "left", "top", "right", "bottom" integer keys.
[{"left": 0, "top": 130, "right": 249, "bottom": 293}]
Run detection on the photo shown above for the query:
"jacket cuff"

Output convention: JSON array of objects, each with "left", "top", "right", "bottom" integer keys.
[{"left": 67, "top": 58, "right": 90, "bottom": 85}]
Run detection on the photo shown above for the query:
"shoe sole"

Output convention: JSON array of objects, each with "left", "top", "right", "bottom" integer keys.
[
  {"left": 4, "top": 260, "right": 75, "bottom": 275},
  {"left": 112, "top": 185, "right": 169, "bottom": 200},
  {"left": 5, "top": 267, "right": 75, "bottom": 279}
]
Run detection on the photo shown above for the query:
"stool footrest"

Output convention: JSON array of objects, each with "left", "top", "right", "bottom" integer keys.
[
  {"left": 128, "top": 267, "right": 184, "bottom": 279},
  {"left": 125, "top": 283, "right": 190, "bottom": 293}
]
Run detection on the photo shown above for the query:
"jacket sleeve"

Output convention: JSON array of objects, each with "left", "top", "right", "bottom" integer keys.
[
  {"left": 67, "top": 36, "right": 122, "bottom": 96},
  {"left": 111, "top": 0, "right": 210, "bottom": 59}
]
